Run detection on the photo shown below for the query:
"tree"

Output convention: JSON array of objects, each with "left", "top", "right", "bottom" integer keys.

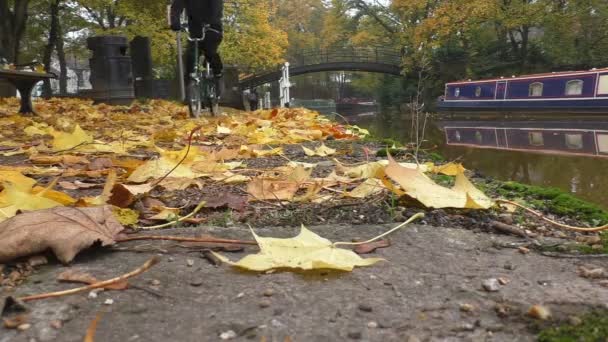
[{"left": 0, "top": 0, "right": 32, "bottom": 63}]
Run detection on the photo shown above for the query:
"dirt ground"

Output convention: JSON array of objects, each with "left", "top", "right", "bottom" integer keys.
[{"left": 2, "top": 223, "right": 607, "bottom": 342}]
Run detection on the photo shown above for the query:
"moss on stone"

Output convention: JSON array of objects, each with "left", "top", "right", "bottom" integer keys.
[
  {"left": 538, "top": 311, "right": 608, "bottom": 342},
  {"left": 497, "top": 181, "right": 608, "bottom": 225}
]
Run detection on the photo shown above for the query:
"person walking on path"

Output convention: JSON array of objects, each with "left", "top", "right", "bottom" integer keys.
[{"left": 248, "top": 88, "right": 259, "bottom": 111}]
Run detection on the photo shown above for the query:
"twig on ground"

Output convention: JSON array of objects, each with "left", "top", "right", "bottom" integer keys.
[
  {"left": 18, "top": 257, "right": 160, "bottom": 302},
  {"left": 84, "top": 311, "right": 104, "bottom": 342},
  {"left": 540, "top": 252, "right": 608, "bottom": 259},
  {"left": 116, "top": 235, "right": 257, "bottom": 246}
]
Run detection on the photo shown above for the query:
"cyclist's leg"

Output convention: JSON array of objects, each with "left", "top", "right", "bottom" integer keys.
[
  {"left": 203, "top": 31, "right": 223, "bottom": 77},
  {"left": 203, "top": 31, "right": 224, "bottom": 96},
  {"left": 184, "top": 40, "right": 197, "bottom": 83}
]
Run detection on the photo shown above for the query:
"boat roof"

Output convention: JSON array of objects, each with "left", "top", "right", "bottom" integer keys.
[{"left": 446, "top": 67, "right": 608, "bottom": 85}]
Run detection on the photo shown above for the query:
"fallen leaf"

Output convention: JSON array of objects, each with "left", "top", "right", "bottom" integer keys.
[
  {"left": 335, "top": 160, "right": 384, "bottom": 179},
  {"left": 0, "top": 171, "right": 36, "bottom": 190},
  {"left": 50, "top": 125, "right": 94, "bottom": 151},
  {"left": 31, "top": 185, "right": 77, "bottom": 205},
  {"left": 212, "top": 225, "right": 383, "bottom": 272},
  {"left": 204, "top": 193, "right": 248, "bottom": 211},
  {"left": 384, "top": 156, "right": 492, "bottom": 209},
  {"left": 346, "top": 178, "right": 385, "bottom": 198},
  {"left": 157, "top": 177, "right": 203, "bottom": 191},
  {"left": 247, "top": 178, "right": 300, "bottom": 201},
  {"left": 433, "top": 163, "right": 466, "bottom": 176},
  {"left": 217, "top": 125, "right": 232, "bottom": 135},
  {"left": 111, "top": 207, "right": 139, "bottom": 226},
  {"left": 0, "top": 183, "right": 64, "bottom": 221},
  {"left": 30, "top": 155, "right": 90, "bottom": 166},
  {"left": 303, "top": 143, "right": 336, "bottom": 157},
  {"left": 353, "top": 240, "right": 391, "bottom": 254},
  {"left": 0, "top": 206, "right": 124, "bottom": 264},
  {"left": 3, "top": 314, "right": 29, "bottom": 329},
  {"left": 148, "top": 207, "right": 181, "bottom": 221},
  {"left": 57, "top": 269, "right": 128, "bottom": 290}
]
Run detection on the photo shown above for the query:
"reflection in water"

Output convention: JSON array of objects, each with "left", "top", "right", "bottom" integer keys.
[{"left": 350, "top": 111, "right": 608, "bottom": 208}]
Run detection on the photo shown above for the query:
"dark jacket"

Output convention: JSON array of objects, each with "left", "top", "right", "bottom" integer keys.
[{"left": 170, "top": 0, "right": 224, "bottom": 38}]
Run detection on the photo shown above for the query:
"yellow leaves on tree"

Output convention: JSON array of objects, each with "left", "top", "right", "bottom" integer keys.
[{"left": 222, "top": 0, "right": 288, "bottom": 71}]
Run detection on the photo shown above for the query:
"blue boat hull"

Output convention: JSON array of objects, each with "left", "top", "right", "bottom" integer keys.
[{"left": 437, "top": 99, "right": 608, "bottom": 113}]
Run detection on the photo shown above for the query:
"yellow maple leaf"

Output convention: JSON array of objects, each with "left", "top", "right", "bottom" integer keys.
[
  {"left": 0, "top": 171, "right": 37, "bottom": 191},
  {"left": 302, "top": 143, "right": 336, "bottom": 157},
  {"left": 51, "top": 125, "right": 94, "bottom": 151},
  {"left": 384, "top": 156, "right": 492, "bottom": 209},
  {"left": 0, "top": 183, "right": 64, "bottom": 221},
  {"left": 346, "top": 178, "right": 386, "bottom": 199},
  {"left": 433, "top": 163, "right": 466, "bottom": 176},
  {"left": 212, "top": 225, "right": 384, "bottom": 272}
]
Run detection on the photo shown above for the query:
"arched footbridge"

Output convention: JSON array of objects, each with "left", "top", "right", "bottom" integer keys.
[{"left": 239, "top": 47, "right": 403, "bottom": 89}]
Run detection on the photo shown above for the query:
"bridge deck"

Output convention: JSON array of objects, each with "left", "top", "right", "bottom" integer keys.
[{"left": 239, "top": 47, "right": 402, "bottom": 89}]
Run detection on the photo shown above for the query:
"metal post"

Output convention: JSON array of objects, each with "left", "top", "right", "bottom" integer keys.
[
  {"left": 279, "top": 62, "right": 291, "bottom": 108},
  {"left": 176, "top": 31, "right": 185, "bottom": 102}
]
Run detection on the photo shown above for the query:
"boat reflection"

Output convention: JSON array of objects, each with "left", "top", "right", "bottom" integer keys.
[{"left": 437, "top": 119, "right": 608, "bottom": 158}]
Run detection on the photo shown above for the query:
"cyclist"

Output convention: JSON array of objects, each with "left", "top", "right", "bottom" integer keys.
[{"left": 170, "top": 0, "right": 224, "bottom": 92}]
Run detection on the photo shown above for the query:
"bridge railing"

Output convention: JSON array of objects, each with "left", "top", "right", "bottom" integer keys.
[
  {"left": 239, "top": 46, "right": 403, "bottom": 87},
  {"left": 290, "top": 46, "right": 402, "bottom": 67}
]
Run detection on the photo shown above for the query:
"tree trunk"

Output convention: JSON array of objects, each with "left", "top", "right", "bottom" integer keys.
[
  {"left": 43, "top": 0, "right": 61, "bottom": 97},
  {"left": 0, "top": 0, "right": 31, "bottom": 63},
  {"left": 57, "top": 21, "right": 68, "bottom": 95}
]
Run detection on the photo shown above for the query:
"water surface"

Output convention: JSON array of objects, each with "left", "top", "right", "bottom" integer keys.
[{"left": 349, "top": 111, "right": 608, "bottom": 208}]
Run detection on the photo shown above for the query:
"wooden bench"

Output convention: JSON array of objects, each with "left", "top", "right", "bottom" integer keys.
[{"left": 0, "top": 69, "right": 56, "bottom": 115}]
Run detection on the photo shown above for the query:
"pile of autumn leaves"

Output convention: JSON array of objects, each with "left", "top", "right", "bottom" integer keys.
[{"left": 0, "top": 98, "right": 493, "bottom": 270}]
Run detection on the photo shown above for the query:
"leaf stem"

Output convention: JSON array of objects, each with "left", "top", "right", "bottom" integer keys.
[
  {"left": 333, "top": 212, "right": 425, "bottom": 247},
  {"left": 136, "top": 200, "right": 206, "bottom": 230}
]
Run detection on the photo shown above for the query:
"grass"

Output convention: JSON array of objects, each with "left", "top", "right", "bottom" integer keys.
[
  {"left": 538, "top": 311, "right": 608, "bottom": 342},
  {"left": 497, "top": 181, "right": 608, "bottom": 225}
]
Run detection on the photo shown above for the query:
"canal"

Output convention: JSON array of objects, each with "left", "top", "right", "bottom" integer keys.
[{"left": 348, "top": 111, "right": 608, "bottom": 209}]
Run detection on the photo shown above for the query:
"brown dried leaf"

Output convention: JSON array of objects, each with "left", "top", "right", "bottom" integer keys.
[
  {"left": 3, "top": 314, "right": 29, "bottom": 329},
  {"left": 57, "top": 269, "right": 128, "bottom": 290},
  {"left": 353, "top": 239, "right": 391, "bottom": 254},
  {"left": 203, "top": 193, "right": 248, "bottom": 211},
  {"left": 0, "top": 206, "right": 124, "bottom": 264},
  {"left": 247, "top": 178, "right": 299, "bottom": 201}
]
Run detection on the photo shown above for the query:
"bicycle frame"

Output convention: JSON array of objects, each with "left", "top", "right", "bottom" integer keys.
[{"left": 184, "top": 25, "right": 220, "bottom": 117}]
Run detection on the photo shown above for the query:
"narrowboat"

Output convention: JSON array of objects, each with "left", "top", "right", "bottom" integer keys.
[
  {"left": 438, "top": 120, "right": 608, "bottom": 158},
  {"left": 437, "top": 68, "right": 608, "bottom": 113}
]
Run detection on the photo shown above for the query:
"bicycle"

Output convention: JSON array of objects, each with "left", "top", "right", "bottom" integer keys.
[{"left": 183, "top": 24, "right": 221, "bottom": 117}]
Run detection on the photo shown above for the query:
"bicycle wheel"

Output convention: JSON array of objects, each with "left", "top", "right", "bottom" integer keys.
[{"left": 187, "top": 80, "right": 202, "bottom": 118}]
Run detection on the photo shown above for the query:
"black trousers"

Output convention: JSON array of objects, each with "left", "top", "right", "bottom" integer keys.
[{"left": 185, "top": 29, "right": 223, "bottom": 79}]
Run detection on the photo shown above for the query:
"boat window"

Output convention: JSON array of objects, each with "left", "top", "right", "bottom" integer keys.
[
  {"left": 454, "top": 87, "right": 460, "bottom": 97},
  {"left": 565, "top": 80, "right": 584, "bottom": 96},
  {"left": 598, "top": 134, "right": 608, "bottom": 153},
  {"left": 529, "top": 82, "right": 543, "bottom": 97},
  {"left": 565, "top": 133, "right": 583, "bottom": 149},
  {"left": 475, "top": 86, "right": 482, "bottom": 97},
  {"left": 598, "top": 75, "right": 608, "bottom": 95},
  {"left": 475, "top": 131, "right": 483, "bottom": 144},
  {"left": 529, "top": 132, "right": 544, "bottom": 146}
]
